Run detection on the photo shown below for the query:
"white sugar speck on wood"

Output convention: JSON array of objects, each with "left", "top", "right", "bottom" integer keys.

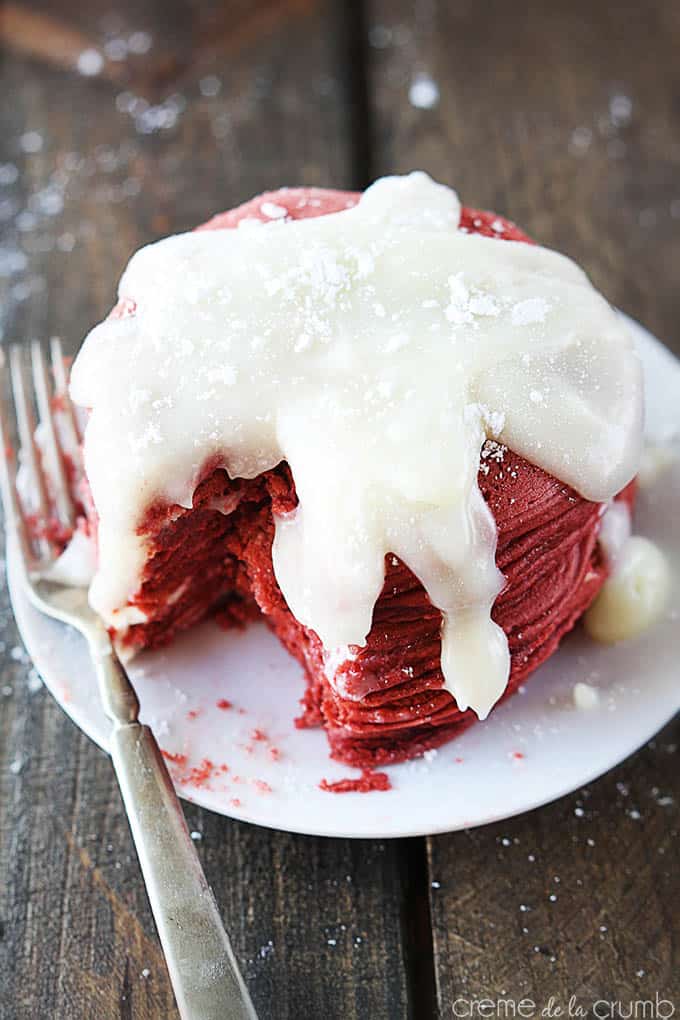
[
  {"left": 408, "top": 73, "right": 440, "bottom": 110},
  {"left": 19, "top": 132, "right": 43, "bottom": 154},
  {"left": 77, "top": 49, "right": 104, "bottom": 77},
  {"left": 128, "top": 31, "right": 153, "bottom": 55},
  {"left": 199, "top": 76, "right": 221, "bottom": 98}
]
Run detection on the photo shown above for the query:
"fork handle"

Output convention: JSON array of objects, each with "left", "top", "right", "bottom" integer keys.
[
  {"left": 109, "top": 721, "right": 258, "bottom": 1020},
  {"left": 89, "top": 632, "right": 257, "bottom": 1019}
]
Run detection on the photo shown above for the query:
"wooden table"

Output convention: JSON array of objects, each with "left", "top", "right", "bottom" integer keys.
[{"left": 1, "top": 2, "right": 678, "bottom": 1017}]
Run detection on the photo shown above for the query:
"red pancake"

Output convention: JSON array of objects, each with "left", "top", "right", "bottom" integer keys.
[{"left": 86, "top": 187, "right": 632, "bottom": 767}]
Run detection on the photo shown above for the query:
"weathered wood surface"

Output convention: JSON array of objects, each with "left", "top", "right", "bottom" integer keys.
[{"left": 0, "top": 2, "right": 678, "bottom": 1018}]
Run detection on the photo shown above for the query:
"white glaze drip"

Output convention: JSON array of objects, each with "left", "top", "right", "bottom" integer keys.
[
  {"left": 598, "top": 501, "right": 632, "bottom": 571},
  {"left": 585, "top": 536, "right": 669, "bottom": 643},
  {"left": 70, "top": 173, "right": 643, "bottom": 718}
]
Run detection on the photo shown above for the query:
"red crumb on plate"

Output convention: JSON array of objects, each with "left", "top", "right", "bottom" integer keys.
[
  {"left": 512, "top": 751, "right": 525, "bottom": 760},
  {"left": 230, "top": 798, "right": 242, "bottom": 808},
  {"left": 268, "top": 747, "right": 281, "bottom": 762},
  {"left": 181, "top": 758, "right": 214, "bottom": 788},
  {"left": 161, "top": 749, "right": 188, "bottom": 768},
  {"left": 216, "top": 699, "right": 232, "bottom": 710},
  {"left": 253, "top": 779, "right": 273, "bottom": 795},
  {"left": 319, "top": 769, "right": 392, "bottom": 793},
  {"left": 250, "top": 728, "right": 267, "bottom": 741},
  {"left": 187, "top": 709, "right": 201, "bottom": 720}
]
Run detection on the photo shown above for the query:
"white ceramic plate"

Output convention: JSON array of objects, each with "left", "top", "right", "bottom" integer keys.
[{"left": 7, "top": 316, "right": 680, "bottom": 838}]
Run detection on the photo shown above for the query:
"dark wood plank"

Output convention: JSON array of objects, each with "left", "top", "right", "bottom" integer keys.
[
  {"left": 423, "top": 727, "right": 680, "bottom": 1012},
  {"left": 366, "top": 0, "right": 680, "bottom": 1012},
  {"left": 0, "top": 4, "right": 413, "bottom": 1018}
]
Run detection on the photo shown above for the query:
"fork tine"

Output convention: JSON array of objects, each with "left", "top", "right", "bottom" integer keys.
[
  {"left": 50, "top": 337, "right": 83, "bottom": 448},
  {"left": 31, "top": 340, "right": 76, "bottom": 530},
  {"left": 9, "top": 345, "right": 52, "bottom": 561},
  {"left": 0, "top": 356, "right": 38, "bottom": 571}
]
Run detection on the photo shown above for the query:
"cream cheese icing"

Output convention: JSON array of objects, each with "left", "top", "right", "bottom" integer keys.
[
  {"left": 597, "top": 500, "right": 632, "bottom": 572},
  {"left": 70, "top": 172, "right": 643, "bottom": 718},
  {"left": 585, "top": 536, "right": 670, "bottom": 643}
]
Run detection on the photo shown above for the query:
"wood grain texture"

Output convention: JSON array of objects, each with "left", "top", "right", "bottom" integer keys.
[
  {"left": 424, "top": 729, "right": 680, "bottom": 1012},
  {"left": 366, "top": 0, "right": 680, "bottom": 1013},
  {"left": 0, "top": 4, "right": 412, "bottom": 1019}
]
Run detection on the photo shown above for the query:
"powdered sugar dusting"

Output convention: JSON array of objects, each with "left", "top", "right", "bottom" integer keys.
[
  {"left": 260, "top": 201, "right": 288, "bottom": 220},
  {"left": 511, "top": 297, "right": 551, "bottom": 326}
]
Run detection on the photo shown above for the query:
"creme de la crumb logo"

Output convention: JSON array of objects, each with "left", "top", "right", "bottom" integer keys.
[{"left": 450, "top": 994, "right": 676, "bottom": 1019}]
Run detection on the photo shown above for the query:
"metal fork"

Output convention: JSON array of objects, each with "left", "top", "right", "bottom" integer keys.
[{"left": 0, "top": 340, "right": 258, "bottom": 1020}]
